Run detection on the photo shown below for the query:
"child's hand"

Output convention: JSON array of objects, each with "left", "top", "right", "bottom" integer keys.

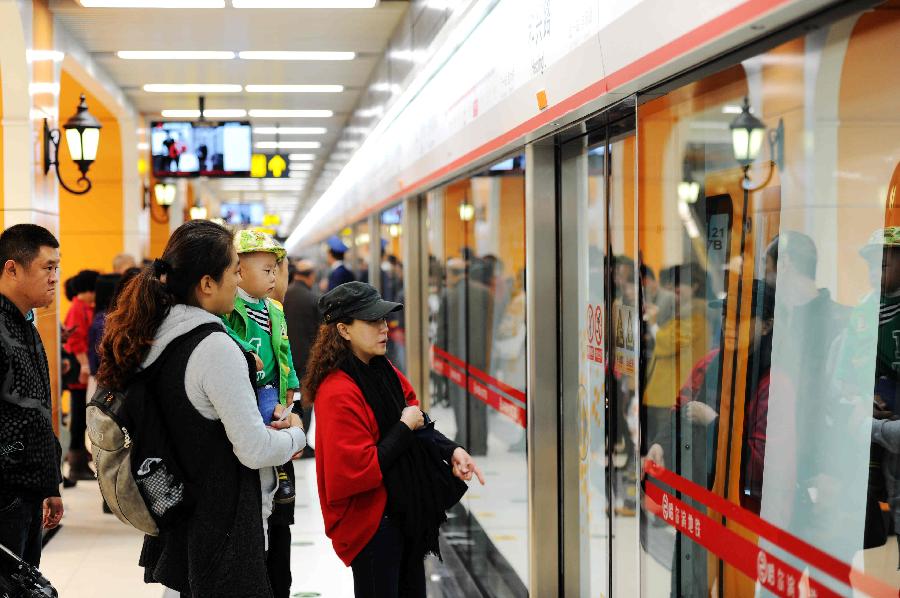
[
  {"left": 253, "top": 353, "right": 263, "bottom": 372},
  {"left": 286, "top": 389, "right": 296, "bottom": 406}
]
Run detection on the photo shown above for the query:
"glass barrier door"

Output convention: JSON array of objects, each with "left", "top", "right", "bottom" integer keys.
[{"left": 560, "top": 107, "right": 638, "bottom": 598}]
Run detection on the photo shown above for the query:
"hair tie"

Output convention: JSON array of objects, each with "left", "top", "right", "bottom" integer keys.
[{"left": 152, "top": 258, "right": 172, "bottom": 279}]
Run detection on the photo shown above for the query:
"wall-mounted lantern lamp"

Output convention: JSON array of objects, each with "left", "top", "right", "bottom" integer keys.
[
  {"left": 729, "top": 96, "right": 784, "bottom": 191},
  {"left": 144, "top": 182, "right": 176, "bottom": 224},
  {"left": 44, "top": 94, "right": 102, "bottom": 195},
  {"left": 458, "top": 202, "right": 475, "bottom": 222},
  {"left": 190, "top": 205, "right": 208, "bottom": 220},
  {"left": 677, "top": 180, "right": 700, "bottom": 204}
]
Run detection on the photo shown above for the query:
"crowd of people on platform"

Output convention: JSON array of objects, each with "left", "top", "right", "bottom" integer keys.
[{"left": 0, "top": 222, "right": 482, "bottom": 598}]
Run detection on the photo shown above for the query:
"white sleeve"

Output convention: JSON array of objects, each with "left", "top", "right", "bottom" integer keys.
[{"left": 184, "top": 332, "right": 306, "bottom": 469}]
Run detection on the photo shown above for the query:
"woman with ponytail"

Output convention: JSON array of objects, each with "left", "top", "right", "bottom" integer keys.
[
  {"left": 303, "top": 281, "right": 483, "bottom": 598},
  {"left": 98, "top": 220, "right": 305, "bottom": 597}
]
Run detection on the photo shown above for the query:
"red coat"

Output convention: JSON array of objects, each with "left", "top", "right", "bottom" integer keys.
[{"left": 313, "top": 364, "right": 418, "bottom": 565}]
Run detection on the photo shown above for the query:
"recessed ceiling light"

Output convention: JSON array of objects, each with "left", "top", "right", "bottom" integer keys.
[
  {"left": 288, "top": 154, "right": 316, "bottom": 160},
  {"left": 117, "top": 51, "right": 235, "bottom": 60},
  {"left": 255, "top": 141, "right": 321, "bottom": 149},
  {"left": 249, "top": 109, "right": 333, "bottom": 118},
  {"left": 244, "top": 84, "right": 344, "bottom": 93},
  {"left": 161, "top": 109, "right": 247, "bottom": 118},
  {"left": 26, "top": 50, "right": 65, "bottom": 63},
  {"left": 233, "top": 0, "right": 376, "bottom": 7},
  {"left": 238, "top": 51, "right": 355, "bottom": 61},
  {"left": 144, "top": 84, "right": 242, "bottom": 93},
  {"left": 253, "top": 127, "right": 326, "bottom": 135},
  {"left": 81, "top": 0, "right": 224, "bottom": 6}
]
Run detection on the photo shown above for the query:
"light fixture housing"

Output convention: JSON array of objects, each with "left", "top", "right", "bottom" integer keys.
[
  {"left": 190, "top": 205, "right": 209, "bottom": 220},
  {"left": 458, "top": 202, "right": 475, "bottom": 222},
  {"left": 154, "top": 183, "right": 177, "bottom": 208},
  {"left": 43, "top": 93, "right": 103, "bottom": 195},
  {"left": 233, "top": 0, "right": 377, "bottom": 7},
  {"left": 254, "top": 127, "right": 326, "bottom": 135},
  {"left": 729, "top": 97, "right": 766, "bottom": 168},
  {"left": 118, "top": 51, "right": 235, "bottom": 60},
  {"left": 144, "top": 84, "right": 242, "bottom": 93},
  {"left": 244, "top": 84, "right": 344, "bottom": 93},
  {"left": 161, "top": 109, "right": 247, "bottom": 118},
  {"left": 255, "top": 141, "right": 322, "bottom": 149},
  {"left": 248, "top": 109, "right": 333, "bottom": 118},
  {"left": 81, "top": 0, "right": 224, "bottom": 6},
  {"left": 677, "top": 181, "right": 700, "bottom": 204},
  {"left": 238, "top": 51, "right": 355, "bottom": 61}
]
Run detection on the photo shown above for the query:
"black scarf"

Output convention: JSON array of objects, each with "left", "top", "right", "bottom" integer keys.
[{"left": 339, "top": 355, "right": 446, "bottom": 564}]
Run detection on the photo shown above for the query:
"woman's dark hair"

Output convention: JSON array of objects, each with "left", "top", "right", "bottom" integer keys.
[
  {"left": 93, "top": 274, "right": 122, "bottom": 313},
  {"left": 300, "top": 317, "right": 354, "bottom": 405},
  {"left": 64, "top": 277, "right": 77, "bottom": 302},
  {"left": 74, "top": 270, "right": 100, "bottom": 294},
  {"left": 111, "top": 267, "right": 141, "bottom": 311},
  {"left": 98, "top": 220, "right": 234, "bottom": 389}
]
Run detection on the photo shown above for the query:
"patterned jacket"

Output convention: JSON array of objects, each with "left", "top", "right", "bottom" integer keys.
[{"left": 0, "top": 293, "right": 61, "bottom": 498}]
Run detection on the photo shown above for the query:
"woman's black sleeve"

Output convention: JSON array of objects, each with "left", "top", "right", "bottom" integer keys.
[
  {"left": 377, "top": 421, "right": 414, "bottom": 471},
  {"left": 430, "top": 429, "right": 461, "bottom": 462}
]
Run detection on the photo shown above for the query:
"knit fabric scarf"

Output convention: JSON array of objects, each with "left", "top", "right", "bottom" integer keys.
[{"left": 339, "top": 354, "right": 445, "bottom": 564}]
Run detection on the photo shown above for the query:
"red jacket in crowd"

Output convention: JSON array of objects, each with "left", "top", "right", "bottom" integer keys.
[
  {"left": 314, "top": 365, "right": 418, "bottom": 565},
  {"left": 63, "top": 296, "right": 94, "bottom": 390}
]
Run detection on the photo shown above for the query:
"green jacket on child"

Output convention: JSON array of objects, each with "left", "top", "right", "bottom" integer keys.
[{"left": 223, "top": 295, "right": 299, "bottom": 406}]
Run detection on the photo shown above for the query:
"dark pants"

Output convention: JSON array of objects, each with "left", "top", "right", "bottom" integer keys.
[
  {"left": 0, "top": 495, "right": 44, "bottom": 567},
  {"left": 69, "top": 387, "right": 87, "bottom": 451},
  {"left": 350, "top": 515, "right": 425, "bottom": 598},
  {"left": 266, "top": 523, "right": 292, "bottom": 598}
]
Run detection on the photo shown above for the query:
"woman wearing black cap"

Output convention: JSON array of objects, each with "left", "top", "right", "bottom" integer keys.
[{"left": 302, "top": 281, "right": 484, "bottom": 598}]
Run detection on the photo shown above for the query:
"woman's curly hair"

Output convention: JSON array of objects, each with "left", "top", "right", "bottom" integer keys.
[{"left": 300, "top": 318, "right": 354, "bottom": 405}]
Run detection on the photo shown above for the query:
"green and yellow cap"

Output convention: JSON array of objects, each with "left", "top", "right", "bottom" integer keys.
[
  {"left": 234, "top": 229, "right": 287, "bottom": 261},
  {"left": 861, "top": 226, "right": 900, "bottom": 258}
]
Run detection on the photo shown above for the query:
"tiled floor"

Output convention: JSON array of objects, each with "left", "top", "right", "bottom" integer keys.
[{"left": 40, "top": 459, "right": 353, "bottom": 597}]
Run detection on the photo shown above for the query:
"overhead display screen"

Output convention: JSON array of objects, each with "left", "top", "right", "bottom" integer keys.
[{"left": 150, "top": 121, "right": 252, "bottom": 177}]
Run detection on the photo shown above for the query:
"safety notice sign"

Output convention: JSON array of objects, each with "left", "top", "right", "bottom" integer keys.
[{"left": 613, "top": 303, "right": 635, "bottom": 376}]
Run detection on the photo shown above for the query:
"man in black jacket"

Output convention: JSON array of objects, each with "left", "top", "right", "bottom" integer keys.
[
  {"left": 284, "top": 259, "right": 321, "bottom": 446},
  {"left": 0, "top": 224, "right": 63, "bottom": 567}
]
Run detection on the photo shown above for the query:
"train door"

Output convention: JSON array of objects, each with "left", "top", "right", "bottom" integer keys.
[{"left": 559, "top": 101, "right": 639, "bottom": 597}]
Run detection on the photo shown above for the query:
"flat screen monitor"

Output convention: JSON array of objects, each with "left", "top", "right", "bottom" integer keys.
[
  {"left": 150, "top": 121, "right": 252, "bottom": 177},
  {"left": 221, "top": 202, "right": 265, "bottom": 226}
]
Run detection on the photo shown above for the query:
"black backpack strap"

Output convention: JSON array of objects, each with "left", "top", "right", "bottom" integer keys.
[{"left": 134, "top": 322, "right": 225, "bottom": 381}]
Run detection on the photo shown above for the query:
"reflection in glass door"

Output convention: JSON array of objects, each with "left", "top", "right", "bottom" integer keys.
[{"left": 560, "top": 106, "right": 638, "bottom": 598}]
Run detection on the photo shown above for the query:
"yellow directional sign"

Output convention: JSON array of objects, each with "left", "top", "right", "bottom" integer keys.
[
  {"left": 268, "top": 155, "right": 287, "bottom": 178},
  {"left": 263, "top": 214, "right": 281, "bottom": 226},
  {"left": 251, "top": 154, "right": 268, "bottom": 178},
  {"left": 251, "top": 153, "right": 290, "bottom": 178}
]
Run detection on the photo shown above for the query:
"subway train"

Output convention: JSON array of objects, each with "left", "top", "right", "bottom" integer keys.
[{"left": 284, "top": 0, "right": 900, "bottom": 596}]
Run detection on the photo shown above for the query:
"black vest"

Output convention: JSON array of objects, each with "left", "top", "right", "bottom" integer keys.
[{"left": 138, "top": 324, "right": 271, "bottom": 598}]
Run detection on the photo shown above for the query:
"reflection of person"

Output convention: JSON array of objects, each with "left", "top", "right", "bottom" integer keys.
[
  {"left": 304, "top": 282, "right": 483, "bottom": 597},
  {"left": 645, "top": 280, "right": 774, "bottom": 597},
  {"left": 437, "top": 257, "right": 493, "bottom": 455},
  {"left": 99, "top": 221, "right": 305, "bottom": 596},
  {"left": 0, "top": 225, "right": 63, "bottom": 568},
  {"left": 326, "top": 237, "right": 355, "bottom": 291}
]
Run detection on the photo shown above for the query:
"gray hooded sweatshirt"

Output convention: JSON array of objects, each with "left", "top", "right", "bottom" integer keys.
[{"left": 141, "top": 304, "right": 305, "bottom": 541}]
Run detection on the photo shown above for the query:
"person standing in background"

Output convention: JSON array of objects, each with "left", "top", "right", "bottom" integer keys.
[
  {"left": 0, "top": 224, "right": 64, "bottom": 567},
  {"left": 284, "top": 259, "right": 322, "bottom": 451},
  {"left": 63, "top": 268, "right": 99, "bottom": 483},
  {"left": 325, "top": 237, "right": 354, "bottom": 291},
  {"left": 111, "top": 253, "right": 136, "bottom": 274}
]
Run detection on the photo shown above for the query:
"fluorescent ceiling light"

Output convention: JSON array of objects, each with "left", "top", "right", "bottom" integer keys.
[
  {"left": 253, "top": 127, "right": 326, "bottom": 135},
  {"left": 288, "top": 154, "right": 316, "bottom": 160},
  {"left": 249, "top": 109, "right": 333, "bottom": 118},
  {"left": 255, "top": 141, "right": 321, "bottom": 149},
  {"left": 355, "top": 106, "right": 383, "bottom": 118},
  {"left": 344, "top": 126, "right": 370, "bottom": 135},
  {"left": 722, "top": 105, "right": 743, "bottom": 114},
  {"left": 144, "top": 84, "right": 242, "bottom": 93},
  {"left": 26, "top": 50, "right": 64, "bottom": 63},
  {"left": 289, "top": 172, "right": 308, "bottom": 179},
  {"left": 161, "top": 109, "right": 246, "bottom": 118},
  {"left": 330, "top": 153, "right": 351, "bottom": 160},
  {"left": 117, "top": 51, "right": 235, "bottom": 60},
  {"left": 370, "top": 82, "right": 400, "bottom": 94},
  {"left": 29, "top": 83, "right": 60, "bottom": 96},
  {"left": 81, "top": 0, "right": 224, "bottom": 6},
  {"left": 389, "top": 49, "right": 426, "bottom": 63},
  {"left": 245, "top": 84, "right": 343, "bottom": 93},
  {"left": 289, "top": 163, "right": 314, "bottom": 171},
  {"left": 233, "top": 0, "right": 376, "bottom": 7},
  {"left": 238, "top": 51, "right": 355, "bottom": 61},
  {"left": 336, "top": 140, "right": 359, "bottom": 149},
  {"left": 137, "top": 142, "right": 150, "bottom": 150}
]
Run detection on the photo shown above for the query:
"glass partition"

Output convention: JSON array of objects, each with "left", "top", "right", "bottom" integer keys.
[
  {"left": 380, "top": 204, "right": 406, "bottom": 372},
  {"left": 637, "top": 6, "right": 900, "bottom": 595},
  {"left": 426, "top": 154, "right": 529, "bottom": 596}
]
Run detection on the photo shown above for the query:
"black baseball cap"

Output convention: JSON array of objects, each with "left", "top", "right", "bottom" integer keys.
[{"left": 318, "top": 281, "right": 402, "bottom": 323}]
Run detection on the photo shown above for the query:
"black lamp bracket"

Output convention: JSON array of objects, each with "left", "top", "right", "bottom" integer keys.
[{"left": 43, "top": 118, "right": 92, "bottom": 195}]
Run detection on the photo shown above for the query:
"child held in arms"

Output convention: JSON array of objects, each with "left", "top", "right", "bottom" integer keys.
[{"left": 222, "top": 231, "right": 301, "bottom": 540}]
